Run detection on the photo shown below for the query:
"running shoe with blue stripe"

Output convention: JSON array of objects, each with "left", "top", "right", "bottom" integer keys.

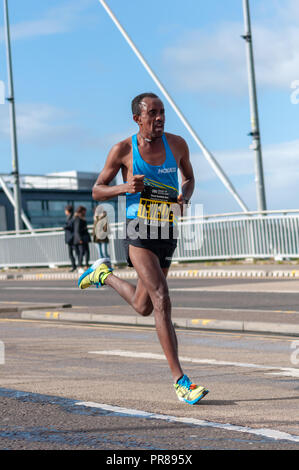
[
  {"left": 78, "top": 257, "right": 113, "bottom": 290},
  {"left": 174, "top": 374, "right": 209, "bottom": 405}
]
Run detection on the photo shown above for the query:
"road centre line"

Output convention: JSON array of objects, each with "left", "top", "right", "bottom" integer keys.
[
  {"left": 88, "top": 350, "right": 299, "bottom": 378},
  {"left": 75, "top": 400, "right": 299, "bottom": 443}
]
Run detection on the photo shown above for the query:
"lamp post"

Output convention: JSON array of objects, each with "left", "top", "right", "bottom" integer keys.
[
  {"left": 3, "top": 0, "right": 22, "bottom": 232},
  {"left": 242, "top": 0, "right": 267, "bottom": 212}
]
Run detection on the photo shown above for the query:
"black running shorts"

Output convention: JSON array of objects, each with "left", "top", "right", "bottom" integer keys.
[{"left": 122, "top": 218, "right": 177, "bottom": 268}]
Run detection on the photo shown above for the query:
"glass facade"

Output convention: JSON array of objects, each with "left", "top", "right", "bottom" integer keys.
[
  {"left": 25, "top": 198, "right": 100, "bottom": 229},
  {"left": 0, "top": 189, "right": 118, "bottom": 231}
]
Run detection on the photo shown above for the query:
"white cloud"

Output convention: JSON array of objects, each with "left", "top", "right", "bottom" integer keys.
[
  {"left": 253, "top": 25, "right": 299, "bottom": 89},
  {"left": 0, "top": 101, "right": 135, "bottom": 152},
  {"left": 0, "top": 0, "right": 94, "bottom": 41},
  {"left": 191, "top": 139, "right": 299, "bottom": 185},
  {"left": 163, "top": 22, "right": 246, "bottom": 94},
  {"left": 17, "top": 104, "right": 71, "bottom": 140},
  {"left": 0, "top": 103, "right": 83, "bottom": 145},
  {"left": 82, "top": 129, "right": 136, "bottom": 151},
  {"left": 273, "top": 0, "right": 299, "bottom": 22},
  {"left": 162, "top": 0, "right": 299, "bottom": 94},
  {"left": 190, "top": 139, "right": 299, "bottom": 211}
]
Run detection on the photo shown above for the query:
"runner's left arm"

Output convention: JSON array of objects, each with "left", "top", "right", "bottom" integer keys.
[{"left": 177, "top": 137, "right": 194, "bottom": 205}]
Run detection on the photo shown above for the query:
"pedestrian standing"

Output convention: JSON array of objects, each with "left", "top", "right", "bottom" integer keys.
[
  {"left": 63, "top": 205, "right": 77, "bottom": 272},
  {"left": 92, "top": 205, "right": 110, "bottom": 260},
  {"left": 73, "top": 205, "right": 91, "bottom": 272}
]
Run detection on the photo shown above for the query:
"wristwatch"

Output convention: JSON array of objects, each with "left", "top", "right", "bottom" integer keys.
[{"left": 181, "top": 197, "right": 191, "bottom": 206}]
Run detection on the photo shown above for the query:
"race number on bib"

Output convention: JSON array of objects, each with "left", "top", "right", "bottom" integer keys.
[{"left": 137, "top": 185, "right": 178, "bottom": 225}]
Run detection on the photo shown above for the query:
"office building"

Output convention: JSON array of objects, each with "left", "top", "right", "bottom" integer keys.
[{"left": 0, "top": 171, "right": 118, "bottom": 231}]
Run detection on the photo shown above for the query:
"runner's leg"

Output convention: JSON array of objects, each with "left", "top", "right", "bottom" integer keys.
[
  {"left": 105, "top": 265, "right": 179, "bottom": 351},
  {"left": 105, "top": 270, "right": 154, "bottom": 316},
  {"left": 127, "top": 245, "right": 183, "bottom": 382}
]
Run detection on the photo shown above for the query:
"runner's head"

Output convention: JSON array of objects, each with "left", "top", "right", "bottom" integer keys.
[{"left": 131, "top": 93, "right": 165, "bottom": 141}]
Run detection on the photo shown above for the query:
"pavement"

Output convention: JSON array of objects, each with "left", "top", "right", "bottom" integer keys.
[
  {"left": 2, "top": 260, "right": 299, "bottom": 280},
  {"left": 1, "top": 261, "right": 299, "bottom": 337}
]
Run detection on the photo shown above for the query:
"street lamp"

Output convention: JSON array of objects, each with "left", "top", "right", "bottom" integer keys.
[
  {"left": 3, "top": 0, "right": 22, "bottom": 232},
  {"left": 242, "top": 0, "right": 267, "bottom": 212}
]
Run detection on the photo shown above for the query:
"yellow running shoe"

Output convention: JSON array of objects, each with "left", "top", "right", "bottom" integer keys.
[
  {"left": 174, "top": 374, "right": 209, "bottom": 405},
  {"left": 78, "top": 258, "right": 113, "bottom": 290}
]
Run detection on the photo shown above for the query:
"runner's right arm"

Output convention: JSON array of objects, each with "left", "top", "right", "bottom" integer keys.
[{"left": 92, "top": 142, "right": 144, "bottom": 201}]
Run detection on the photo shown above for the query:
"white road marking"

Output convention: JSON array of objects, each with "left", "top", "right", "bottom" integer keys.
[
  {"left": 172, "top": 306, "right": 299, "bottom": 315},
  {"left": 170, "top": 287, "right": 299, "bottom": 294},
  {"left": 74, "top": 400, "right": 299, "bottom": 443},
  {"left": 2, "top": 286, "right": 299, "bottom": 294},
  {"left": 0, "top": 286, "right": 107, "bottom": 291},
  {"left": 88, "top": 350, "right": 299, "bottom": 378}
]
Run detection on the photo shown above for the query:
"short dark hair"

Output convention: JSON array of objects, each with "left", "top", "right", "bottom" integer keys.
[
  {"left": 131, "top": 93, "right": 159, "bottom": 115},
  {"left": 65, "top": 204, "right": 73, "bottom": 214},
  {"left": 75, "top": 205, "right": 87, "bottom": 216}
]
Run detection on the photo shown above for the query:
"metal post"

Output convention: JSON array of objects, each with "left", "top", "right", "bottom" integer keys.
[
  {"left": 99, "top": 0, "right": 249, "bottom": 212},
  {"left": 242, "top": 0, "right": 267, "bottom": 212},
  {"left": 0, "top": 176, "right": 35, "bottom": 232},
  {"left": 3, "top": 0, "right": 22, "bottom": 232}
]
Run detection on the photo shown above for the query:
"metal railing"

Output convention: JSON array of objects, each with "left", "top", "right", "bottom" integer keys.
[{"left": 0, "top": 210, "right": 299, "bottom": 268}]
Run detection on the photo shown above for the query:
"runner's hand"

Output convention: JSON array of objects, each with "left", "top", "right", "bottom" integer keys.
[
  {"left": 177, "top": 194, "right": 188, "bottom": 216},
  {"left": 126, "top": 175, "right": 145, "bottom": 193}
]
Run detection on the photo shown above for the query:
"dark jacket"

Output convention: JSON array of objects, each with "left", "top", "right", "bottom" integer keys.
[
  {"left": 63, "top": 215, "right": 75, "bottom": 245},
  {"left": 73, "top": 216, "right": 91, "bottom": 245}
]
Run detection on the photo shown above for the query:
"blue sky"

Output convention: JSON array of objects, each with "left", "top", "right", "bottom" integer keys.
[{"left": 0, "top": 0, "right": 298, "bottom": 214}]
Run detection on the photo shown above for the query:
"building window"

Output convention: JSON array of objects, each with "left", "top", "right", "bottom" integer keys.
[
  {"left": 27, "top": 200, "right": 45, "bottom": 216},
  {"left": 25, "top": 198, "right": 115, "bottom": 229},
  {"left": 48, "top": 200, "right": 69, "bottom": 215}
]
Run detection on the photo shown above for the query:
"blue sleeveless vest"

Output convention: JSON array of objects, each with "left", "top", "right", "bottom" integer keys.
[{"left": 126, "top": 134, "right": 179, "bottom": 221}]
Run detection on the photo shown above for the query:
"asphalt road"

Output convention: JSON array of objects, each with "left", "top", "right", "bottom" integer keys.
[
  {"left": 0, "top": 315, "right": 299, "bottom": 451},
  {"left": 1, "top": 277, "right": 299, "bottom": 325},
  {"left": 0, "top": 276, "right": 299, "bottom": 451}
]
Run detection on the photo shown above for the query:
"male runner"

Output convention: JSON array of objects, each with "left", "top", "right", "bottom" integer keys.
[{"left": 78, "top": 93, "right": 209, "bottom": 405}]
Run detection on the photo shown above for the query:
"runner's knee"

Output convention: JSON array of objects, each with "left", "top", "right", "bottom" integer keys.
[
  {"left": 133, "top": 300, "right": 153, "bottom": 317},
  {"left": 152, "top": 286, "right": 171, "bottom": 313},
  {"left": 137, "top": 304, "right": 154, "bottom": 316}
]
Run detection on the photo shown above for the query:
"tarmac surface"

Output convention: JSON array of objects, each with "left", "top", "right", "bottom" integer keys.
[
  {"left": 1, "top": 318, "right": 299, "bottom": 450},
  {"left": 1, "top": 261, "right": 299, "bottom": 336},
  {"left": 1, "top": 261, "right": 299, "bottom": 451}
]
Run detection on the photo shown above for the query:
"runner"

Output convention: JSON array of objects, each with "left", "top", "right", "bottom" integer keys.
[{"left": 78, "top": 93, "right": 209, "bottom": 405}]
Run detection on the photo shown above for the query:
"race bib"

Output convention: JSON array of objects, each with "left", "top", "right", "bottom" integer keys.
[{"left": 137, "top": 185, "right": 178, "bottom": 225}]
